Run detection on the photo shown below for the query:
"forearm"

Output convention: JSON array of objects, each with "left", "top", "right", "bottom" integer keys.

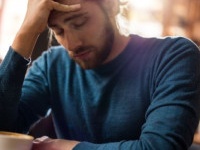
[
  {"left": 74, "top": 139, "right": 178, "bottom": 150},
  {"left": 11, "top": 0, "right": 81, "bottom": 59},
  {"left": 0, "top": 47, "right": 29, "bottom": 130},
  {"left": 12, "top": 29, "right": 39, "bottom": 59}
]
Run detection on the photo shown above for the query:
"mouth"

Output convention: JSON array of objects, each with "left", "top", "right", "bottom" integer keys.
[{"left": 73, "top": 50, "right": 91, "bottom": 60}]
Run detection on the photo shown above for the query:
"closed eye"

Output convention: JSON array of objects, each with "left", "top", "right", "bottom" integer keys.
[{"left": 71, "top": 16, "right": 89, "bottom": 29}]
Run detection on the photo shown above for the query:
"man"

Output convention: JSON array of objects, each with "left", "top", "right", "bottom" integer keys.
[{"left": 0, "top": 0, "right": 200, "bottom": 149}]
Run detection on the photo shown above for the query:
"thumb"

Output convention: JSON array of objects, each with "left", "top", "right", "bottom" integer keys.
[{"left": 33, "top": 136, "right": 50, "bottom": 143}]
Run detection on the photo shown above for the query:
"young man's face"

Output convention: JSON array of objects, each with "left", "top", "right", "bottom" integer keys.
[{"left": 48, "top": 0, "right": 115, "bottom": 69}]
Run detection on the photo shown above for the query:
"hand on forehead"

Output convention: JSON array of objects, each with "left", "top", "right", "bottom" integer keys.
[
  {"left": 51, "top": 0, "right": 83, "bottom": 14},
  {"left": 49, "top": 0, "right": 85, "bottom": 24}
]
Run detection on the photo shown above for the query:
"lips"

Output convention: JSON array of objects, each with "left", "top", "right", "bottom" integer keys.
[{"left": 73, "top": 50, "right": 91, "bottom": 59}]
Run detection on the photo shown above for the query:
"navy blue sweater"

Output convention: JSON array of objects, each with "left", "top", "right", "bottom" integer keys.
[{"left": 0, "top": 34, "right": 200, "bottom": 149}]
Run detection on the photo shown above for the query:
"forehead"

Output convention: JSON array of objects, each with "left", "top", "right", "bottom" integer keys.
[{"left": 48, "top": 1, "right": 101, "bottom": 25}]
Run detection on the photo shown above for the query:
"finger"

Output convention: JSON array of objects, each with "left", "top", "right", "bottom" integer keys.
[
  {"left": 33, "top": 136, "right": 50, "bottom": 143},
  {"left": 52, "top": 2, "right": 81, "bottom": 12}
]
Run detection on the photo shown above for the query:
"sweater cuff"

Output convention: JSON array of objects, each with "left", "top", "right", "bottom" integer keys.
[
  {"left": 0, "top": 46, "right": 29, "bottom": 83},
  {"left": 8, "top": 46, "right": 31, "bottom": 65},
  {"left": 3, "top": 46, "right": 31, "bottom": 66}
]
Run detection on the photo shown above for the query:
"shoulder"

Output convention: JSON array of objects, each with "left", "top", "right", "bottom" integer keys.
[
  {"left": 157, "top": 36, "right": 200, "bottom": 60},
  {"left": 136, "top": 35, "right": 199, "bottom": 59},
  {"left": 32, "top": 45, "right": 69, "bottom": 64},
  {"left": 42, "top": 45, "right": 69, "bottom": 60},
  {"left": 131, "top": 34, "right": 199, "bottom": 52},
  {"left": 30, "top": 45, "right": 75, "bottom": 72},
  {"left": 158, "top": 36, "right": 199, "bottom": 52}
]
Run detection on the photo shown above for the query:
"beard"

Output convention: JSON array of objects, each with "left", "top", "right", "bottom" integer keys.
[{"left": 69, "top": 19, "right": 115, "bottom": 69}]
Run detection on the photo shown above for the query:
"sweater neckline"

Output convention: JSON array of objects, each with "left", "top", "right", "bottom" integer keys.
[{"left": 86, "top": 34, "right": 137, "bottom": 75}]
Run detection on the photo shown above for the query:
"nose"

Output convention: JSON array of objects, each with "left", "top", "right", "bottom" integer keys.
[{"left": 64, "top": 31, "right": 83, "bottom": 51}]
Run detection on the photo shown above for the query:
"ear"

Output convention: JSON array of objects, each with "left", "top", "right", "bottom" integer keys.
[{"left": 101, "top": 0, "right": 120, "bottom": 16}]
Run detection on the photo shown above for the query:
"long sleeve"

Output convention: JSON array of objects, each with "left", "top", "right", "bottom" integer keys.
[
  {"left": 0, "top": 47, "right": 51, "bottom": 133},
  {"left": 0, "top": 47, "right": 29, "bottom": 130}
]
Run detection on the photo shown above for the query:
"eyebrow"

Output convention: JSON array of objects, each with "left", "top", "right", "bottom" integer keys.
[
  {"left": 64, "top": 12, "right": 88, "bottom": 23},
  {"left": 48, "top": 12, "right": 88, "bottom": 28}
]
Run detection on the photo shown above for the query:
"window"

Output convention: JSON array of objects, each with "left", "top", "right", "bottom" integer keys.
[{"left": 0, "top": 0, "right": 27, "bottom": 59}]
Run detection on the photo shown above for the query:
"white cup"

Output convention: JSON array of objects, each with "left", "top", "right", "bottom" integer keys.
[{"left": 0, "top": 131, "right": 34, "bottom": 150}]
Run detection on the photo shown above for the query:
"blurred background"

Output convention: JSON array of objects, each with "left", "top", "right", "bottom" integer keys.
[{"left": 0, "top": 0, "right": 199, "bottom": 62}]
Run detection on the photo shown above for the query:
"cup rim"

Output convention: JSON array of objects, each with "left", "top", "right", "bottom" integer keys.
[{"left": 0, "top": 131, "right": 34, "bottom": 140}]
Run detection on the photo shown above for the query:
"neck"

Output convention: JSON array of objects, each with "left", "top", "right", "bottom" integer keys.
[{"left": 103, "top": 32, "right": 131, "bottom": 64}]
